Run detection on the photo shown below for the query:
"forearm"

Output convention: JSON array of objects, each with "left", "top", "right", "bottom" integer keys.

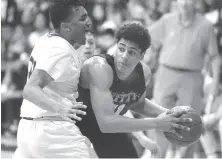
[
  {"left": 131, "top": 98, "right": 168, "bottom": 117},
  {"left": 144, "top": 98, "right": 168, "bottom": 116},
  {"left": 124, "top": 110, "right": 148, "bottom": 138},
  {"left": 98, "top": 114, "right": 157, "bottom": 133},
  {"left": 23, "top": 86, "right": 64, "bottom": 113}
]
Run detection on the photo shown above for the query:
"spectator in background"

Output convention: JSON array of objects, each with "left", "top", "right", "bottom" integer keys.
[
  {"left": 203, "top": 102, "right": 222, "bottom": 152},
  {"left": 142, "top": 0, "right": 163, "bottom": 26},
  {"left": 107, "top": 0, "right": 128, "bottom": 27},
  {"left": 200, "top": 1, "right": 222, "bottom": 157},
  {"left": 147, "top": 0, "right": 221, "bottom": 157},
  {"left": 201, "top": 80, "right": 222, "bottom": 158},
  {"left": 96, "top": 21, "right": 117, "bottom": 54},
  {"left": 1, "top": 0, "right": 20, "bottom": 27},
  {"left": 1, "top": 0, "right": 30, "bottom": 136},
  {"left": 1, "top": 52, "right": 28, "bottom": 138},
  {"left": 158, "top": 0, "right": 174, "bottom": 14},
  {"left": 27, "top": 11, "right": 50, "bottom": 50}
]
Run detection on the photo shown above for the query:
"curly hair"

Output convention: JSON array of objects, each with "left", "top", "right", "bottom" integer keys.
[
  {"left": 115, "top": 22, "right": 151, "bottom": 53},
  {"left": 49, "top": 0, "right": 85, "bottom": 29}
]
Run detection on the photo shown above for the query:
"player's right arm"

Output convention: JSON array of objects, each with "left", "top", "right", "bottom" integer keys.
[
  {"left": 87, "top": 57, "right": 190, "bottom": 135},
  {"left": 23, "top": 69, "right": 86, "bottom": 122},
  {"left": 23, "top": 45, "right": 86, "bottom": 122}
]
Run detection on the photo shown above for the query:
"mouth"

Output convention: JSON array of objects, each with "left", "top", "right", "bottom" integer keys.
[
  {"left": 84, "top": 50, "right": 92, "bottom": 56},
  {"left": 118, "top": 61, "right": 127, "bottom": 68}
]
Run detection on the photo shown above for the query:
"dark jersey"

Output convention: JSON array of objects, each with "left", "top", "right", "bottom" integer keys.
[{"left": 76, "top": 54, "right": 146, "bottom": 140}]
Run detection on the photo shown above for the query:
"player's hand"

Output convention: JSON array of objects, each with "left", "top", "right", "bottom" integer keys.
[
  {"left": 59, "top": 101, "right": 87, "bottom": 123},
  {"left": 155, "top": 110, "right": 192, "bottom": 138},
  {"left": 166, "top": 106, "right": 192, "bottom": 116},
  {"left": 138, "top": 136, "right": 160, "bottom": 157}
]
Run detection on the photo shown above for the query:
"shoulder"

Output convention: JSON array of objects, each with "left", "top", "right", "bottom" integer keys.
[
  {"left": 87, "top": 56, "right": 113, "bottom": 76},
  {"left": 83, "top": 56, "right": 114, "bottom": 88},
  {"left": 87, "top": 56, "right": 109, "bottom": 65},
  {"left": 140, "top": 62, "right": 152, "bottom": 86},
  {"left": 33, "top": 35, "right": 70, "bottom": 59},
  {"left": 37, "top": 34, "right": 70, "bottom": 52},
  {"left": 148, "top": 12, "right": 176, "bottom": 31},
  {"left": 196, "top": 13, "right": 214, "bottom": 29},
  {"left": 205, "top": 10, "right": 219, "bottom": 25},
  {"left": 48, "top": 36, "right": 70, "bottom": 50},
  {"left": 83, "top": 56, "right": 111, "bottom": 69}
]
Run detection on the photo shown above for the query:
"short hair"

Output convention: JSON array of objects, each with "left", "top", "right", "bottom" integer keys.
[
  {"left": 115, "top": 22, "right": 151, "bottom": 53},
  {"left": 49, "top": 0, "right": 85, "bottom": 29}
]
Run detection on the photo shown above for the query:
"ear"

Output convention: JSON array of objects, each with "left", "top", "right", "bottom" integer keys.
[
  {"left": 140, "top": 51, "right": 146, "bottom": 60},
  {"left": 61, "top": 22, "right": 71, "bottom": 32}
]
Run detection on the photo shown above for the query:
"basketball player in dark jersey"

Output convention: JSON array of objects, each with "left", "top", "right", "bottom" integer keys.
[{"left": 76, "top": 22, "right": 192, "bottom": 158}]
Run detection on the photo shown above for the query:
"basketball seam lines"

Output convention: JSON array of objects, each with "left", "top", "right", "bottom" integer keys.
[
  {"left": 164, "top": 134, "right": 201, "bottom": 143},
  {"left": 180, "top": 122, "right": 202, "bottom": 127}
]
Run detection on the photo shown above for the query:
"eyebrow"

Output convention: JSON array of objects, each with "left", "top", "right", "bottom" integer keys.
[
  {"left": 81, "top": 13, "right": 88, "bottom": 18},
  {"left": 119, "top": 42, "right": 139, "bottom": 52}
]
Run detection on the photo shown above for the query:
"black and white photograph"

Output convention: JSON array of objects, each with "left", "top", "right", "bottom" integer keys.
[{"left": 1, "top": 0, "right": 222, "bottom": 158}]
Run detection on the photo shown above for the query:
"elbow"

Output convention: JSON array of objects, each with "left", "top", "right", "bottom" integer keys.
[
  {"left": 97, "top": 116, "right": 114, "bottom": 133},
  {"left": 22, "top": 85, "right": 32, "bottom": 100},
  {"left": 99, "top": 124, "right": 110, "bottom": 133},
  {"left": 22, "top": 86, "right": 28, "bottom": 99}
]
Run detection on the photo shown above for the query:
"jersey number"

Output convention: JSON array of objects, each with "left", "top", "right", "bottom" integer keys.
[{"left": 28, "top": 56, "right": 36, "bottom": 78}]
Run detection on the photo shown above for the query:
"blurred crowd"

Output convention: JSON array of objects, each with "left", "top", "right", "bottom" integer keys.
[{"left": 1, "top": 0, "right": 222, "bottom": 158}]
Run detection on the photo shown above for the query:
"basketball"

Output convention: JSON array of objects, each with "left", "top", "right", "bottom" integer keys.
[{"left": 164, "top": 106, "right": 203, "bottom": 147}]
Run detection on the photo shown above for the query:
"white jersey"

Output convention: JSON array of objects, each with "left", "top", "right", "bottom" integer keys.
[{"left": 20, "top": 33, "right": 82, "bottom": 118}]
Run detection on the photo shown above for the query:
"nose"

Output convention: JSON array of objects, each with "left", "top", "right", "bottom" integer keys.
[
  {"left": 85, "top": 42, "right": 90, "bottom": 49},
  {"left": 121, "top": 51, "right": 129, "bottom": 62}
]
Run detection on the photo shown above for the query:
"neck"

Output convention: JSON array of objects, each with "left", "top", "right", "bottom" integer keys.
[
  {"left": 180, "top": 11, "right": 195, "bottom": 22},
  {"left": 115, "top": 65, "right": 135, "bottom": 80},
  {"left": 179, "top": 11, "right": 196, "bottom": 27},
  {"left": 53, "top": 29, "right": 73, "bottom": 45}
]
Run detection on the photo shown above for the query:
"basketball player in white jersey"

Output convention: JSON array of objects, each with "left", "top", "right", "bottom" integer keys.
[{"left": 13, "top": 0, "right": 92, "bottom": 158}]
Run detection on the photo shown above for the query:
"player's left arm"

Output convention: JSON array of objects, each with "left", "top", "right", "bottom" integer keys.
[{"left": 130, "top": 62, "right": 168, "bottom": 117}]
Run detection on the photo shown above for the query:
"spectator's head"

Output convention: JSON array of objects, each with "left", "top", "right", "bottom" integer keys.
[
  {"left": 96, "top": 21, "right": 117, "bottom": 54},
  {"left": 177, "top": 0, "right": 196, "bottom": 14},
  {"left": 114, "top": 22, "right": 151, "bottom": 73},
  {"left": 49, "top": 0, "right": 91, "bottom": 45},
  {"left": 34, "top": 12, "right": 49, "bottom": 31}
]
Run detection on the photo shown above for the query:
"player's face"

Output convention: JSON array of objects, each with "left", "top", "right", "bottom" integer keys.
[
  {"left": 177, "top": 0, "right": 196, "bottom": 14},
  {"left": 79, "top": 32, "right": 96, "bottom": 62},
  {"left": 115, "top": 38, "right": 144, "bottom": 73},
  {"left": 66, "top": 6, "right": 91, "bottom": 45},
  {"left": 83, "top": 32, "right": 96, "bottom": 58}
]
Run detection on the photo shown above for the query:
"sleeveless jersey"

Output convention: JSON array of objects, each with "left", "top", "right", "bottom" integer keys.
[{"left": 76, "top": 54, "right": 146, "bottom": 140}]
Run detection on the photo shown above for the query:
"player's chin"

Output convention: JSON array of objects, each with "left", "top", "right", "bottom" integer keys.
[
  {"left": 76, "top": 36, "right": 86, "bottom": 45},
  {"left": 74, "top": 40, "right": 85, "bottom": 49},
  {"left": 117, "top": 63, "right": 127, "bottom": 71}
]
